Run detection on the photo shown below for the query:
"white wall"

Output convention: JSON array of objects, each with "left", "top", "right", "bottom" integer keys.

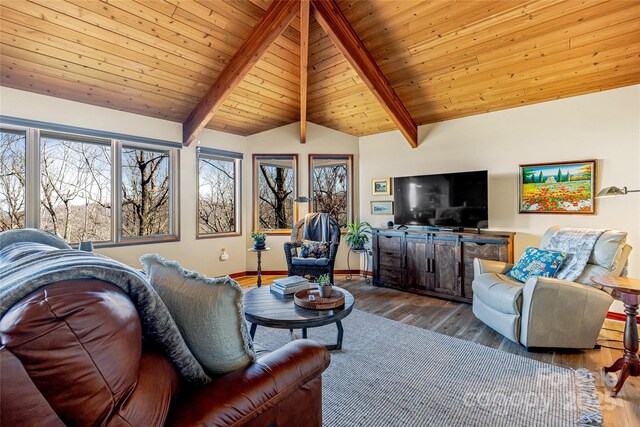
[
  {"left": 3, "top": 83, "right": 638, "bottom": 298},
  {"left": 244, "top": 122, "right": 361, "bottom": 272},
  {"left": 0, "top": 86, "right": 248, "bottom": 277},
  {"left": 0, "top": 87, "right": 361, "bottom": 276},
  {"left": 359, "top": 85, "right": 640, "bottom": 310}
]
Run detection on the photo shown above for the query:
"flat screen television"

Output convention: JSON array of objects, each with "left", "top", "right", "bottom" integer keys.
[{"left": 393, "top": 170, "right": 488, "bottom": 229}]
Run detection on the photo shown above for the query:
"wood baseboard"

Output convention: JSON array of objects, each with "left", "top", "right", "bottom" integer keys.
[
  {"left": 606, "top": 311, "right": 638, "bottom": 322},
  {"left": 245, "top": 270, "right": 287, "bottom": 276},
  {"left": 242, "top": 269, "right": 362, "bottom": 276}
]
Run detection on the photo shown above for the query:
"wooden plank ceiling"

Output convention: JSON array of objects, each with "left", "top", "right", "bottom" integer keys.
[{"left": 1, "top": 0, "right": 639, "bottom": 141}]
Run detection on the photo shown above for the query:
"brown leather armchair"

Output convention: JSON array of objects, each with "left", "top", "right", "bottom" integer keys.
[{"left": 0, "top": 279, "right": 330, "bottom": 427}]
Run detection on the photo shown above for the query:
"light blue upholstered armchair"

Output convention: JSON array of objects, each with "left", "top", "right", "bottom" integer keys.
[{"left": 472, "top": 226, "right": 632, "bottom": 349}]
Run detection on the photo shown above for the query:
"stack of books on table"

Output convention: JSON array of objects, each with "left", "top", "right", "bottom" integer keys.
[{"left": 270, "top": 276, "right": 310, "bottom": 295}]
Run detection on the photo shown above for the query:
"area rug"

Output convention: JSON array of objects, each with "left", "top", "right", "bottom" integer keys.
[{"left": 252, "top": 309, "right": 602, "bottom": 427}]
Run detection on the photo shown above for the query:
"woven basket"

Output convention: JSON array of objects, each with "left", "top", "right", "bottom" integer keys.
[{"left": 294, "top": 288, "right": 345, "bottom": 310}]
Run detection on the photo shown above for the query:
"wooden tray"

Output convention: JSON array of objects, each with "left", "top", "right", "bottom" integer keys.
[{"left": 294, "top": 288, "right": 345, "bottom": 310}]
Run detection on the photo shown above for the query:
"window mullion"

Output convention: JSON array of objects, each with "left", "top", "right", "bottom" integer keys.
[
  {"left": 236, "top": 159, "right": 242, "bottom": 236},
  {"left": 113, "top": 140, "right": 122, "bottom": 244},
  {"left": 25, "top": 128, "right": 40, "bottom": 229},
  {"left": 170, "top": 148, "right": 180, "bottom": 239}
]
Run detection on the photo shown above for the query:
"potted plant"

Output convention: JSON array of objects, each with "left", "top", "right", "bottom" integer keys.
[
  {"left": 345, "top": 219, "right": 372, "bottom": 251},
  {"left": 317, "top": 274, "right": 333, "bottom": 298},
  {"left": 251, "top": 231, "right": 267, "bottom": 250}
]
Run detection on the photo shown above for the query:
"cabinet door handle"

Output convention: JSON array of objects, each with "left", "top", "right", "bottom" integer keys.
[
  {"left": 430, "top": 259, "right": 435, "bottom": 273},
  {"left": 456, "top": 261, "right": 461, "bottom": 277},
  {"left": 426, "top": 258, "right": 431, "bottom": 273}
]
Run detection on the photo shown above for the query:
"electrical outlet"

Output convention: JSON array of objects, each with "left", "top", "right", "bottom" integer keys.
[{"left": 220, "top": 248, "right": 229, "bottom": 261}]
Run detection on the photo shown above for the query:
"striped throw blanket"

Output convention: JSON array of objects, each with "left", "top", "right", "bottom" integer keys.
[{"left": 0, "top": 241, "right": 211, "bottom": 384}]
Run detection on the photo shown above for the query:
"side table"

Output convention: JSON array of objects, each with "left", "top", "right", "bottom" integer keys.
[
  {"left": 346, "top": 247, "right": 370, "bottom": 284},
  {"left": 590, "top": 276, "right": 640, "bottom": 397},
  {"left": 248, "top": 247, "right": 270, "bottom": 287}
]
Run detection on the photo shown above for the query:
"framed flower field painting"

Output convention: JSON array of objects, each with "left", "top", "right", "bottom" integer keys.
[{"left": 518, "top": 160, "right": 596, "bottom": 214}]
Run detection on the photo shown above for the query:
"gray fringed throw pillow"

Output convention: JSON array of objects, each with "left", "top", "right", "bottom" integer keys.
[{"left": 140, "top": 254, "right": 255, "bottom": 375}]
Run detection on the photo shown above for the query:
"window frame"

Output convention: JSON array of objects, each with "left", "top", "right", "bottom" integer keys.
[
  {"left": 38, "top": 130, "right": 115, "bottom": 244},
  {"left": 117, "top": 141, "right": 180, "bottom": 246},
  {"left": 0, "top": 121, "right": 180, "bottom": 247},
  {"left": 308, "top": 154, "right": 354, "bottom": 229},
  {"left": 253, "top": 154, "right": 298, "bottom": 235},
  {"left": 196, "top": 149, "right": 242, "bottom": 239}
]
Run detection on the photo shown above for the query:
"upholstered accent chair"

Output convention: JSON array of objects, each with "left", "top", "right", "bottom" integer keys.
[
  {"left": 472, "top": 226, "right": 632, "bottom": 349},
  {"left": 284, "top": 216, "right": 341, "bottom": 283}
]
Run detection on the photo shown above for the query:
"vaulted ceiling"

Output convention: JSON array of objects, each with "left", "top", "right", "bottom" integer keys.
[{"left": 1, "top": 0, "right": 639, "bottom": 145}]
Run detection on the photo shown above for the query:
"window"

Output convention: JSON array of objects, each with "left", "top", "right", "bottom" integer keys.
[
  {"left": 254, "top": 155, "right": 297, "bottom": 231},
  {"left": 0, "top": 118, "right": 180, "bottom": 245},
  {"left": 121, "top": 146, "right": 171, "bottom": 238},
  {"left": 40, "top": 133, "right": 112, "bottom": 242},
  {"left": 0, "top": 129, "right": 27, "bottom": 231},
  {"left": 197, "top": 148, "right": 241, "bottom": 237},
  {"left": 310, "top": 155, "right": 353, "bottom": 228}
]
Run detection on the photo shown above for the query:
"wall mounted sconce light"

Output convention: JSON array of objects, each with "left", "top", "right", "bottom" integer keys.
[{"left": 596, "top": 186, "right": 640, "bottom": 198}]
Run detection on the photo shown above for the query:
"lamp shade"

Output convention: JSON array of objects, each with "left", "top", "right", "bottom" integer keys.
[{"left": 596, "top": 186, "right": 627, "bottom": 198}]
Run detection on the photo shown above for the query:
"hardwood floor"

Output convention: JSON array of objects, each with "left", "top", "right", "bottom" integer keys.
[{"left": 237, "top": 274, "right": 639, "bottom": 427}]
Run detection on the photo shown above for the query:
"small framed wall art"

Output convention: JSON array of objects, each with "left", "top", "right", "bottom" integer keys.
[
  {"left": 372, "top": 178, "right": 392, "bottom": 196},
  {"left": 371, "top": 201, "right": 394, "bottom": 215},
  {"left": 518, "top": 159, "right": 596, "bottom": 214}
]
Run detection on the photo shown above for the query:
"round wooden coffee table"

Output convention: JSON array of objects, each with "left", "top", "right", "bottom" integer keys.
[{"left": 244, "top": 285, "right": 355, "bottom": 350}]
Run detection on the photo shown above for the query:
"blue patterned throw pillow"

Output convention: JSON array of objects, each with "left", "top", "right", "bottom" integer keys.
[
  {"left": 300, "top": 240, "right": 330, "bottom": 259},
  {"left": 507, "top": 246, "right": 567, "bottom": 282}
]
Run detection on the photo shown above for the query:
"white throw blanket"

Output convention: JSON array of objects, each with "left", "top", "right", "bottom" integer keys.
[{"left": 544, "top": 228, "right": 605, "bottom": 282}]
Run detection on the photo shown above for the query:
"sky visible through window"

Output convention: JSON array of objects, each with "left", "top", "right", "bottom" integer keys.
[
  {"left": 199, "top": 156, "right": 237, "bottom": 234},
  {"left": 0, "top": 130, "right": 26, "bottom": 231},
  {"left": 312, "top": 158, "right": 349, "bottom": 227},
  {"left": 39, "top": 136, "right": 112, "bottom": 242}
]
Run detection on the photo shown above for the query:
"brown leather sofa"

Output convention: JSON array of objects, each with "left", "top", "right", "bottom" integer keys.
[{"left": 1, "top": 279, "right": 330, "bottom": 426}]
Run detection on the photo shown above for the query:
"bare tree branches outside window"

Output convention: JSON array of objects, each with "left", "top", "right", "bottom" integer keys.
[
  {"left": 1, "top": 123, "right": 178, "bottom": 244},
  {"left": 0, "top": 130, "right": 26, "bottom": 231},
  {"left": 40, "top": 136, "right": 112, "bottom": 242},
  {"left": 198, "top": 156, "right": 237, "bottom": 235},
  {"left": 121, "top": 147, "right": 170, "bottom": 237},
  {"left": 255, "top": 157, "right": 295, "bottom": 230},
  {"left": 311, "top": 157, "right": 351, "bottom": 228}
]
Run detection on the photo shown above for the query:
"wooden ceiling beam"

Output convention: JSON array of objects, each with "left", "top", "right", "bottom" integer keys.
[
  {"left": 311, "top": 0, "right": 417, "bottom": 148},
  {"left": 182, "top": 0, "right": 299, "bottom": 146},
  {"left": 300, "top": 0, "right": 310, "bottom": 144}
]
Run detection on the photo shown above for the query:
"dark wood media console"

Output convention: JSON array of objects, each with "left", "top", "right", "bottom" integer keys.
[{"left": 372, "top": 228, "right": 515, "bottom": 303}]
